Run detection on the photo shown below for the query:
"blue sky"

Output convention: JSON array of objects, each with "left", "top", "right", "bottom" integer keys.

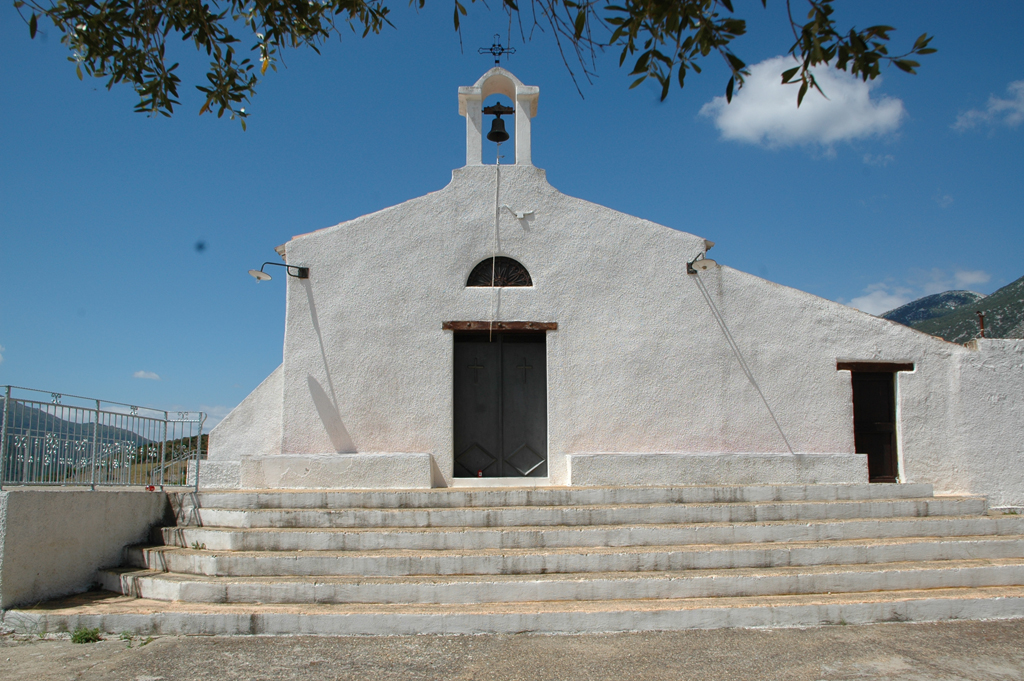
[{"left": 2, "top": 0, "right": 1022, "bottom": 424}]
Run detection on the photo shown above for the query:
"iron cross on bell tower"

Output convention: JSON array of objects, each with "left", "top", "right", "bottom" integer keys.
[
  {"left": 478, "top": 34, "right": 516, "bottom": 65},
  {"left": 477, "top": 35, "right": 517, "bottom": 145}
]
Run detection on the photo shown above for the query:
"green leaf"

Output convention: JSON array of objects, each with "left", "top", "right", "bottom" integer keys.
[
  {"left": 781, "top": 67, "right": 799, "bottom": 84},
  {"left": 574, "top": 10, "right": 586, "bottom": 40},
  {"left": 28, "top": 12, "right": 37, "bottom": 39},
  {"left": 453, "top": 0, "right": 466, "bottom": 30},
  {"left": 797, "top": 79, "right": 808, "bottom": 106},
  {"left": 76, "top": 64, "right": 83, "bottom": 80},
  {"left": 725, "top": 76, "right": 734, "bottom": 102}
]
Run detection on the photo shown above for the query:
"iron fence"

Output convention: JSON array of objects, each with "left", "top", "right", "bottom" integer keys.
[{"left": 0, "top": 385, "right": 206, "bottom": 491}]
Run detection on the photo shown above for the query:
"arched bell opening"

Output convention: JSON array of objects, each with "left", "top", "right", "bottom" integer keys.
[
  {"left": 458, "top": 68, "right": 539, "bottom": 167},
  {"left": 481, "top": 94, "right": 515, "bottom": 159},
  {"left": 466, "top": 256, "right": 533, "bottom": 287}
]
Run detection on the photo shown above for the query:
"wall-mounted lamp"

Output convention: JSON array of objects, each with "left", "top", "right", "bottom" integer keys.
[
  {"left": 501, "top": 205, "right": 534, "bottom": 219},
  {"left": 483, "top": 103, "right": 515, "bottom": 143},
  {"left": 248, "top": 262, "right": 310, "bottom": 282},
  {"left": 686, "top": 253, "right": 718, "bottom": 275}
]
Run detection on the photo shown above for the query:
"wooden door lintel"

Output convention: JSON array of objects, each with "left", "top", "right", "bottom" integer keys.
[{"left": 443, "top": 321, "right": 557, "bottom": 332}]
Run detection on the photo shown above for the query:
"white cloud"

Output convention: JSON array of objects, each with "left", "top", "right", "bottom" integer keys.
[
  {"left": 200, "top": 405, "right": 233, "bottom": 430},
  {"left": 850, "top": 284, "right": 913, "bottom": 315},
  {"left": 933, "top": 192, "right": 953, "bottom": 209},
  {"left": 863, "top": 153, "right": 895, "bottom": 167},
  {"left": 0, "top": 344, "right": 4, "bottom": 365},
  {"left": 133, "top": 370, "right": 161, "bottom": 380},
  {"left": 954, "top": 270, "right": 991, "bottom": 288},
  {"left": 914, "top": 268, "right": 956, "bottom": 295},
  {"left": 699, "top": 56, "right": 905, "bottom": 149},
  {"left": 907, "top": 267, "right": 990, "bottom": 295},
  {"left": 954, "top": 80, "right": 1024, "bottom": 130},
  {"left": 847, "top": 268, "right": 992, "bottom": 316}
]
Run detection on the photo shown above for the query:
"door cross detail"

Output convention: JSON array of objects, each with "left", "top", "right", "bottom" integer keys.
[
  {"left": 516, "top": 360, "right": 533, "bottom": 381},
  {"left": 468, "top": 362, "right": 486, "bottom": 385}
]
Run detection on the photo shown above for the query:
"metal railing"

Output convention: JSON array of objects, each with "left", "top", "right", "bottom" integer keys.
[{"left": 0, "top": 386, "right": 206, "bottom": 491}]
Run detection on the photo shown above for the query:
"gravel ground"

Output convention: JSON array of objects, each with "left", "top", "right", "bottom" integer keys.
[{"left": 1, "top": 619, "right": 1023, "bottom": 681}]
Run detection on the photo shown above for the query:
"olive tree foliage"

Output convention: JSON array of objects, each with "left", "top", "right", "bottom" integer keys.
[{"left": 13, "top": 0, "right": 934, "bottom": 128}]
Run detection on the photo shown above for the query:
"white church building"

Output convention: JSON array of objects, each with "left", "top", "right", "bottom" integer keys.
[{"left": 206, "top": 68, "right": 1024, "bottom": 507}]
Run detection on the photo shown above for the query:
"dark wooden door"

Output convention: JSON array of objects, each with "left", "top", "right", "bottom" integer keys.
[
  {"left": 851, "top": 371, "right": 898, "bottom": 482},
  {"left": 454, "top": 333, "right": 547, "bottom": 477}
]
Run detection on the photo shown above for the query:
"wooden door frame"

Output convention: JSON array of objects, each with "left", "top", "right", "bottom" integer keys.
[
  {"left": 447, "top": 322, "right": 555, "bottom": 479},
  {"left": 443, "top": 321, "right": 557, "bottom": 332},
  {"left": 837, "top": 361, "right": 914, "bottom": 483}
]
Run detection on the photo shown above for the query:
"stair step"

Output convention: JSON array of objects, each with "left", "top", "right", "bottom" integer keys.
[
  {"left": 190, "top": 483, "right": 937, "bottom": 510},
  {"left": 127, "top": 535, "right": 1024, "bottom": 577},
  {"left": 46, "top": 484, "right": 1017, "bottom": 637},
  {"left": 162, "top": 515, "right": 1024, "bottom": 552},
  {"left": 99, "top": 559, "right": 1024, "bottom": 604},
  {"left": 8, "top": 586, "right": 1024, "bottom": 635},
  {"left": 193, "top": 497, "right": 987, "bottom": 529}
]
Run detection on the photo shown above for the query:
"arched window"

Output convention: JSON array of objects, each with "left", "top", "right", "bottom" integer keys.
[{"left": 467, "top": 257, "right": 533, "bottom": 287}]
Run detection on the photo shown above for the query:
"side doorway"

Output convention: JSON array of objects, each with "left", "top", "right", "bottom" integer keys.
[
  {"left": 453, "top": 332, "right": 547, "bottom": 478},
  {"left": 839, "top": 362, "right": 913, "bottom": 483}
]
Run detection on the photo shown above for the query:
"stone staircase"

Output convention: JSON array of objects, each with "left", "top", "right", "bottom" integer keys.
[{"left": 13, "top": 483, "right": 1024, "bottom": 635}]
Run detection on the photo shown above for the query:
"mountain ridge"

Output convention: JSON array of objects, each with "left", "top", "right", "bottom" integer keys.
[
  {"left": 881, "top": 274, "right": 1024, "bottom": 344},
  {"left": 882, "top": 290, "right": 985, "bottom": 326}
]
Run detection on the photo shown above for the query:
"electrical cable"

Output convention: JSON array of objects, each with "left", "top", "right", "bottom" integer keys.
[
  {"left": 692, "top": 270, "right": 796, "bottom": 455},
  {"left": 490, "top": 143, "right": 501, "bottom": 341}
]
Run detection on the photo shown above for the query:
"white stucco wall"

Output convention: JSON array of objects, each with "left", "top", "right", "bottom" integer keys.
[
  {"left": 0, "top": 490, "right": 169, "bottom": 609},
  {"left": 208, "top": 364, "right": 283, "bottom": 461},
  {"left": 936, "top": 340, "right": 1024, "bottom": 507},
  {"left": 208, "top": 72, "right": 1024, "bottom": 500}
]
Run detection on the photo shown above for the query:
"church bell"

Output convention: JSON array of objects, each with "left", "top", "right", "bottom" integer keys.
[
  {"left": 487, "top": 116, "right": 509, "bottom": 143},
  {"left": 483, "top": 103, "right": 515, "bottom": 144}
]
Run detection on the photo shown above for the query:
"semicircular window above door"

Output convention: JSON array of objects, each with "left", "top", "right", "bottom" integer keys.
[{"left": 466, "top": 257, "right": 533, "bottom": 287}]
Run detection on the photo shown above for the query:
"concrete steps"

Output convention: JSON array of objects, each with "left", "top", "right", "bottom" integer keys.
[
  {"left": 100, "top": 559, "right": 1024, "bottom": 604},
  {"left": 121, "top": 535, "right": 1024, "bottom": 577},
  {"left": 188, "top": 497, "right": 987, "bottom": 529},
  {"left": 7, "top": 587, "right": 1024, "bottom": 636},
  {"left": 157, "top": 515, "right": 1024, "bottom": 552},
  {"left": 9, "top": 483, "right": 1024, "bottom": 635},
  {"left": 190, "top": 483, "right": 938, "bottom": 510}
]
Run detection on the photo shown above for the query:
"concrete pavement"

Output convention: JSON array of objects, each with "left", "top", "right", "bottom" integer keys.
[{"left": 2, "top": 618, "right": 1023, "bottom": 680}]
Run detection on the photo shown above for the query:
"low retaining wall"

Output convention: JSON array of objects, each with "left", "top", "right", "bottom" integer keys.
[
  {"left": 0, "top": 489, "right": 170, "bottom": 609},
  {"left": 568, "top": 452, "right": 868, "bottom": 487},
  {"left": 190, "top": 453, "right": 437, "bottom": 490}
]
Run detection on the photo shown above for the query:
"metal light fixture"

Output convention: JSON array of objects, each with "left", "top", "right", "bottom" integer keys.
[
  {"left": 484, "top": 103, "right": 514, "bottom": 143},
  {"left": 686, "top": 253, "right": 718, "bottom": 274},
  {"left": 248, "top": 262, "right": 310, "bottom": 282}
]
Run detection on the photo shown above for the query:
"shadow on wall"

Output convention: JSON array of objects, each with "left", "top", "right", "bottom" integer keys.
[
  {"left": 307, "top": 375, "right": 355, "bottom": 453},
  {"left": 304, "top": 280, "right": 356, "bottom": 453}
]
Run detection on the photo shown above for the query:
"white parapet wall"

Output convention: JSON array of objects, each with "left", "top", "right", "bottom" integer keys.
[
  {"left": 207, "top": 364, "right": 283, "bottom": 462},
  {"left": 0, "top": 489, "right": 169, "bottom": 609},
  {"left": 568, "top": 452, "right": 869, "bottom": 487},
  {"left": 191, "top": 453, "right": 437, "bottom": 489}
]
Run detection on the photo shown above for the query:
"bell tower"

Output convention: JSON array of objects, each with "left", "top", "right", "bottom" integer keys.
[{"left": 458, "top": 68, "right": 539, "bottom": 167}]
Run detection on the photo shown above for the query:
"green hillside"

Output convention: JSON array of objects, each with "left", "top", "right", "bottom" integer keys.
[
  {"left": 882, "top": 290, "right": 984, "bottom": 326},
  {"left": 912, "top": 274, "right": 1024, "bottom": 343}
]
